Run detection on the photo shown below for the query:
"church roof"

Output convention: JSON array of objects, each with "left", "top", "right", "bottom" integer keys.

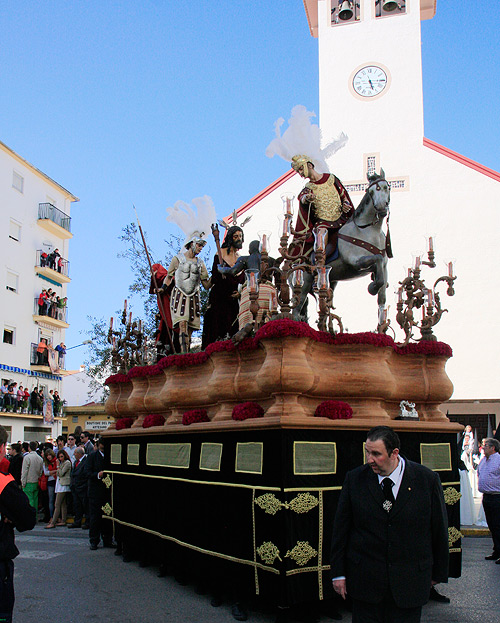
[
  {"left": 226, "top": 137, "right": 500, "bottom": 223},
  {"left": 423, "top": 138, "right": 500, "bottom": 183}
]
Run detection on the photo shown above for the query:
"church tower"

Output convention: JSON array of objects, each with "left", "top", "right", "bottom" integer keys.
[{"left": 305, "top": 0, "right": 436, "bottom": 184}]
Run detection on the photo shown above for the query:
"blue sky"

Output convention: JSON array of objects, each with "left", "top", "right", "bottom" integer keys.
[{"left": 1, "top": 1, "right": 498, "bottom": 370}]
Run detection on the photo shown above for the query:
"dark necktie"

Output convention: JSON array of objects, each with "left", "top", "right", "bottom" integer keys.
[{"left": 382, "top": 478, "right": 395, "bottom": 512}]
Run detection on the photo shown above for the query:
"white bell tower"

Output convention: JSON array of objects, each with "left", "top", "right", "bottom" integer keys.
[{"left": 304, "top": 0, "right": 436, "bottom": 181}]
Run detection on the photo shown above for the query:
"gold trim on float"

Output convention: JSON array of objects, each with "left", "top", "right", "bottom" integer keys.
[
  {"left": 441, "top": 481, "right": 460, "bottom": 486},
  {"left": 235, "top": 442, "right": 264, "bottom": 475},
  {"left": 105, "top": 470, "right": 281, "bottom": 491},
  {"left": 104, "top": 516, "right": 280, "bottom": 575},
  {"left": 146, "top": 443, "right": 191, "bottom": 469},
  {"left": 252, "top": 489, "right": 259, "bottom": 595},
  {"left": 110, "top": 444, "right": 122, "bottom": 465},
  {"left": 127, "top": 444, "right": 140, "bottom": 466},
  {"left": 293, "top": 441, "right": 337, "bottom": 475},
  {"left": 420, "top": 443, "right": 452, "bottom": 472},
  {"left": 283, "top": 486, "right": 342, "bottom": 492},
  {"left": 199, "top": 442, "right": 223, "bottom": 472},
  {"left": 318, "top": 490, "right": 324, "bottom": 600},
  {"left": 286, "top": 564, "right": 331, "bottom": 577}
]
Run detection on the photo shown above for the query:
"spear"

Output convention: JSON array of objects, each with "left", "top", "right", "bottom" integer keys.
[{"left": 133, "top": 206, "right": 175, "bottom": 354}]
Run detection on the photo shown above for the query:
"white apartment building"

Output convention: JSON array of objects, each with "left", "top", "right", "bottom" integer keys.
[
  {"left": 0, "top": 140, "right": 78, "bottom": 443},
  {"left": 230, "top": 0, "right": 500, "bottom": 401}
]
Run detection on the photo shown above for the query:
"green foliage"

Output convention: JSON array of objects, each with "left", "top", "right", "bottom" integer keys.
[{"left": 83, "top": 222, "right": 214, "bottom": 398}]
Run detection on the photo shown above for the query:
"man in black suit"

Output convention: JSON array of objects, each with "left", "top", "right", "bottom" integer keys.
[
  {"left": 68, "top": 447, "right": 89, "bottom": 529},
  {"left": 85, "top": 439, "right": 113, "bottom": 550},
  {"left": 330, "top": 426, "right": 449, "bottom": 623}
]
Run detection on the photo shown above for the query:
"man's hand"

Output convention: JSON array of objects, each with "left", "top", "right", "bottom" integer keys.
[
  {"left": 98, "top": 471, "right": 104, "bottom": 478},
  {"left": 332, "top": 579, "right": 347, "bottom": 600}
]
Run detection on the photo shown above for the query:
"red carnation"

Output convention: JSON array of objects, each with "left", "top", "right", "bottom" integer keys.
[{"left": 232, "top": 402, "right": 265, "bottom": 421}]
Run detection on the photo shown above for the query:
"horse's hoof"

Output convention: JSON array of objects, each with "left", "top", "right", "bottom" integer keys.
[{"left": 368, "top": 282, "right": 378, "bottom": 295}]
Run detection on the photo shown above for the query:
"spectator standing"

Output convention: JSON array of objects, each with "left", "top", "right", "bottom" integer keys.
[
  {"left": 53, "top": 391, "right": 62, "bottom": 417},
  {"left": 81, "top": 432, "right": 95, "bottom": 455},
  {"left": 54, "top": 343, "right": 66, "bottom": 367},
  {"left": 20, "top": 441, "right": 43, "bottom": 511},
  {"left": 0, "top": 382, "right": 8, "bottom": 411},
  {"left": 45, "top": 450, "right": 71, "bottom": 528},
  {"left": 0, "top": 425, "right": 37, "bottom": 622},
  {"left": 86, "top": 439, "right": 113, "bottom": 549},
  {"left": 36, "top": 339, "right": 48, "bottom": 366},
  {"left": 29, "top": 387, "right": 39, "bottom": 414},
  {"left": 68, "top": 447, "right": 89, "bottom": 529},
  {"left": 7, "top": 444, "right": 23, "bottom": 487},
  {"left": 477, "top": 438, "right": 500, "bottom": 563},
  {"left": 37, "top": 289, "right": 48, "bottom": 315},
  {"left": 42, "top": 448, "right": 57, "bottom": 520},
  {"left": 64, "top": 434, "right": 77, "bottom": 464}
]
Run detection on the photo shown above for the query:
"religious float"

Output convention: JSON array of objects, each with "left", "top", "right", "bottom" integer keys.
[{"left": 100, "top": 109, "right": 463, "bottom": 611}]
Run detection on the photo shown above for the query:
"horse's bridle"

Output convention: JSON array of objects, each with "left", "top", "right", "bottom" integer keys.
[{"left": 353, "top": 178, "right": 390, "bottom": 229}]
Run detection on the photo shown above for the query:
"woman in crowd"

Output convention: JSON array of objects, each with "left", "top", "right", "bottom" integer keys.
[
  {"left": 42, "top": 447, "right": 58, "bottom": 522},
  {"left": 45, "top": 449, "right": 71, "bottom": 528}
]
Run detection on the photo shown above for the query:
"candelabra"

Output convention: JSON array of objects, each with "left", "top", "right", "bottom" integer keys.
[
  {"left": 107, "top": 299, "right": 147, "bottom": 373},
  {"left": 255, "top": 193, "right": 343, "bottom": 334},
  {"left": 396, "top": 243, "right": 456, "bottom": 345}
]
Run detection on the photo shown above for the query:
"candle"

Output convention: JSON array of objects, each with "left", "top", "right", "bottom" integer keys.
[
  {"left": 397, "top": 287, "right": 403, "bottom": 304},
  {"left": 124, "top": 299, "right": 127, "bottom": 313},
  {"left": 428, "top": 237, "right": 434, "bottom": 252},
  {"left": 293, "top": 269, "right": 304, "bottom": 288},
  {"left": 408, "top": 268, "right": 412, "bottom": 278},
  {"left": 427, "top": 289, "right": 434, "bottom": 306},
  {"left": 313, "top": 227, "right": 327, "bottom": 252},
  {"left": 282, "top": 215, "right": 291, "bottom": 237},
  {"left": 281, "top": 193, "right": 295, "bottom": 217},
  {"left": 110, "top": 317, "right": 113, "bottom": 330},
  {"left": 112, "top": 337, "right": 116, "bottom": 348},
  {"left": 128, "top": 311, "right": 132, "bottom": 325},
  {"left": 270, "top": 291, "right": 278, "bottom": 311},
  {"left": 448, "top": 261, "right": 454, "bottom": 278},
  {"left": 383, "top": 308, "right": 387, "bottom": 323},
  {"left": 414, "top": 255, "right": 421, "bottom": 270}
]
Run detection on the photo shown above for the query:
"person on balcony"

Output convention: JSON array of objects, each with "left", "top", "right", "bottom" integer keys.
[
  {"left": 36, "top": 339, "right": 48, "bottom": 366},
  {"left": 38, "top": 290, "right": 48, "bottom": 316},
  {"left": 57, "top": 297, "right": 67, "bottom": 321},
  {"left": 55, "top": 343, "right": 66, "bottom": 366}
]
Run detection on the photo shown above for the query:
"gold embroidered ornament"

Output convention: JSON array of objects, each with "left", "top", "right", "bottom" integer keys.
[
  {"left": 257, "top": 541, "right": 282, "bottom": 565},
  {"left": 285, "top": 541, "right": 318, "bottom": 567},
  {"left": 443, "top": 487, "right": 462, "bottom": 506},
  {"left": 288, "top": 492, "right": 319, "bottom": 514},
  {"left": 102, "top": 474, "right": 112, "bottom": 489},
  {"left": 255, "top": 493, "right": 284, "bottom": 516},
  {"left": 448, "top": 526, "right": 463, "bottom": 548},
  {"left": 101, "top": 502, "right": 113, "bottom": 516},
  {"left": 304, "top": 175, "right": 343, "bottom": 221}
]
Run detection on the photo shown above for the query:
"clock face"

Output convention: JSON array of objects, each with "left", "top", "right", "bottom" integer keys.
[{"left": 352, "top": 66, "right": 388, "bottom": 97}]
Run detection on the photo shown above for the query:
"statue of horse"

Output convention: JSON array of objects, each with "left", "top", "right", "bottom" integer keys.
[{"left": 293, "top": 169, "right": 391, "bottom": 328}]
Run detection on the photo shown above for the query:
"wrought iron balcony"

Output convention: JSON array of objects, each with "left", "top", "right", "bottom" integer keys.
[
  {"left": 30, "top": 342, "right": 65, "bottom": 370},
  {"left": 35, "top": 249, "right": 70, "bottom": 281},
  {"left": 33, "top": 297, "right": 69, "bottom": 325},
  {"left": 38, "top": 203, "right": 72, "bottom": 237}
]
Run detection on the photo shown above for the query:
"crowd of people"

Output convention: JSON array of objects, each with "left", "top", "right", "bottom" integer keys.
[
  {"left": 4, "top": 430, "right": 112, "bottom": 551},
  {"left": 39, "top": 248, "right": 64, "bottom": 273},
  {"left": 0, "top": 383, "right": 63, "bottom": 416},
  {"left": 37, "top": 288, "right": 68, "bottom": 320}
]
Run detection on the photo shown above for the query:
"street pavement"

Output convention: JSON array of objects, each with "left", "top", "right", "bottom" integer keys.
[{"left": 13, "top": 526, "right": 500, "bottom": 623}]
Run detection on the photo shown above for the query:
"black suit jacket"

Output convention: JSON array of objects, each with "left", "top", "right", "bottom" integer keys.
[
  {"left": 330, "top": 459, "right": 449, "bottom": 608},
  {"left": 70, "top": 455, "right": 88, "bottom": 494},
  {"left": 85, "top": 450, "right": 106, "bottom": 497}
]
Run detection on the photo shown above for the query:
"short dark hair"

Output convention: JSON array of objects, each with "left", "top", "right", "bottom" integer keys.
[
  {"left": 29, "top": 441, "right": 38, "bottom": 451},
  {"left": 0, "top": 426, "right": 8, "bottom": 447},
  {"left": 22, "top": 442, "right": 29, "bottom": 452},
  {"left": 367, "top": 426, "right": 401, "bottom": 455},
  {"left": 11, "top": 443, "right": 21, "bottom": 454},
  {"left": 82, "top": 431, "right": 91, "bottom": 440}
]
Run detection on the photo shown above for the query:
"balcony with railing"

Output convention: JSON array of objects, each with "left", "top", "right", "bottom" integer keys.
[
  {"left": 34, "top": 249, "right": 71, "bottom": 284},
  {"left": 30, "top": 342, "right": 65, "bottom": 372},
  {"left": 38, "top": 203, "right": 72, "bottom": 239},
  {"left": 33, "top": 297, "right": 69, "bottom": 328}
]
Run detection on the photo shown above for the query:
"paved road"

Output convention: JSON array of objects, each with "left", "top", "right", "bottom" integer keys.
[{"left": 13, "top": 527, "right": 500, "bottom": 623}]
